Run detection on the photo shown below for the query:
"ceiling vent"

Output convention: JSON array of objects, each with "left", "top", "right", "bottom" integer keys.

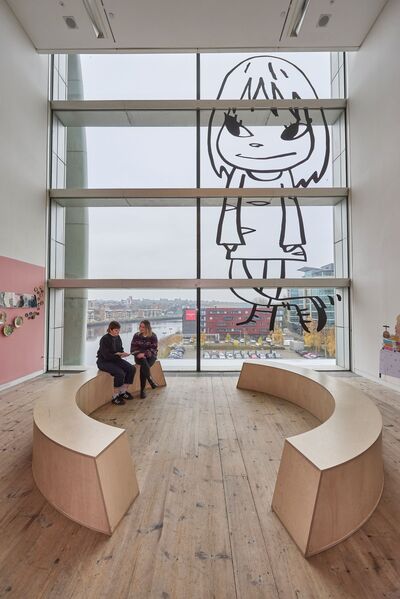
[
  {"left": 317, "top": 14, "right": 331, "bottom": 27},
  {"left": 63, "top": 16, "right": 78, "bottom": 30}
]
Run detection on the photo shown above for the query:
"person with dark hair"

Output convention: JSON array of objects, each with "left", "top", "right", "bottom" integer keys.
[
  {"left": 97, "top": 321, "right": 136, "bottom": 405},
  {"left": 130, "top": 320, "right": 158, "bottom": 399}
]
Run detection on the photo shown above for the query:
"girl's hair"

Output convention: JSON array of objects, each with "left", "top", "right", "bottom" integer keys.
[
  {"left": 107, "top": 320, "right": 121, "bottom": 332},
  {"left": 140, "top": 319, "right": 152, "bottom": 336},
  {"left": 207, "top": 55, "right": 329, "bottom": 188}
]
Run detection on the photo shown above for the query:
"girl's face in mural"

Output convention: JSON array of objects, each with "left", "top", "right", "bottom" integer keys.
[{"left": 216, "top": 108, "right": 314, "bottom": 175}]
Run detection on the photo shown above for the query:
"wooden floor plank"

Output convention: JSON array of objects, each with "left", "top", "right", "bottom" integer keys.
[
  {"left": 1, "top": 372, "right": 400, "bottom": 598},
  {"left": 221, "top": 376, "right": 400, "bottom": 599},
  {"left": 212, "top": 377, "right": 279, "bottom": 598}
]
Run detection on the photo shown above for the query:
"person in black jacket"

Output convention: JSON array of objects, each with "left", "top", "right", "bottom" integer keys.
[
  {"left": 97, "top": 321, "right": 136, "bottom": 405},
  {"left": 130, "top": 319, "right": 158, "bottom": 399}
]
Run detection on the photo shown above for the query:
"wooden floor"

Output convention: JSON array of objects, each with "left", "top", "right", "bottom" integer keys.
[{"left": 0, "top": 373, "right": 400, "bottom": 599}]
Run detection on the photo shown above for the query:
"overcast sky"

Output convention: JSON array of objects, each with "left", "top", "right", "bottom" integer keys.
[{"left": 78, "top": 52, "right": 334, "bottom": 302}]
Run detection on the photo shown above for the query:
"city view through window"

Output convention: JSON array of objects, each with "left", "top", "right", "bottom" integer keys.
[
  {"left": 49, "top": 51, "right": 349, "bottom": 371},
  {"left": 85, "top": 281, "right": 341, "bottom": 371}
]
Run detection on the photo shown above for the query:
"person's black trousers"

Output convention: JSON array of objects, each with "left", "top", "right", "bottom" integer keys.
[
  {"left": 97, "top": 359, "right": 136, "bottom": 388},
  {"left": 134, "top": 355, "right": 156, "bottom": 391}
]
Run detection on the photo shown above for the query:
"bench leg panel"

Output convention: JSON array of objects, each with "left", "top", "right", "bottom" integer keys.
[
  {"left": 33, "top": 425, "right": 139, "bottom": 535},
  {"left": 272, "top": 436, "right": 384, "bottom": 557},
  {"left": 272, "top": 441, "right": 321, "bottom": 555},
  {"left": 307, "top": 434, "right": 384, "bottom": 556},
  {"left": 32, "top": 424, "right": 111, "bottom": 534},
  {"left": 96, "top": 432, "right": 139, "bottom": 533}
]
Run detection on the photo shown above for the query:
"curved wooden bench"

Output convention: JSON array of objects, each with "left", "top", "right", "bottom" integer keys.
[
  {"left": 32, "top": 361, "right": 165, "bottom": 534},
  {"left": 237, "top": 362, "right": 384, "bottom": 557}
]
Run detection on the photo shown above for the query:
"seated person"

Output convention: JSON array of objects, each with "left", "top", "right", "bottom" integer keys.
[
  {"left": 97, "top": 321, "right": 136, "bottom": 405},
  {"left": 130, "top": 319, "right": 158, "bottom": 399}
]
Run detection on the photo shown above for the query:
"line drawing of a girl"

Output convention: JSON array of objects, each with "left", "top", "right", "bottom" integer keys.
[{"left": 207, "top": 54, "right": 339, "bottom": 332}]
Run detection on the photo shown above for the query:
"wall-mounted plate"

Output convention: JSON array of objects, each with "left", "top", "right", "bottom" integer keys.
[
  {"left": 14, "top": 316, "right": 24, "bottom": 328},
  {"left": 3, "top": 324, "right": 14, "bottom": 336},
  {"left": 0, "top": 311, "right": 6, "bottom": 324}
]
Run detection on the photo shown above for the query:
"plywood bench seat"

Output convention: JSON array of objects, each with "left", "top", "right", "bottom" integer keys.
[
  {"left": 98, "top": 358, "right": 166, "bottom": 399},
  {"left": 32, "top": 360, "right": 166, "bottom": 535},
  {"left": 237, "top": 362, "right": 384, "bottom": 557}
]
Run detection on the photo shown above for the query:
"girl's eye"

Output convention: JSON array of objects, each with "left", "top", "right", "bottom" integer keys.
[
  {"left": 224, "top": 113, "right": 252, "bottom": 138},
  {"left": 281, "top": 121, "right": 309, "bottom": 141}
]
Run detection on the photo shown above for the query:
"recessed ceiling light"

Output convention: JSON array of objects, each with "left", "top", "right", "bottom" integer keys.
[
  {"left": 82, "top": 0, "right": 106, "bottom": 39},
  {"left": 290, "top": 0, "right": 311, "bottom": 38},
  {"left": 63, "top": 16, "right": 78, "bottom": 29}
]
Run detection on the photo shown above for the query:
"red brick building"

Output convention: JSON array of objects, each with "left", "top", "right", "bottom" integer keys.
[{"left": 205, "top": 307, "right": 271, "bottom": 338}]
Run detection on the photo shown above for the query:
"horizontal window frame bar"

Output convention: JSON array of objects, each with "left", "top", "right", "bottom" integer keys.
[
  {"left": 52, "top": 100, "right": 345, "bottom": 127},
  {"left": 52, "top": 99, "right": 346, "bottom": 111},
  {"left": 41, "top": 47, "right": 358, "bottom": 55},
  {"left": 52, "top": 197, "right": 345, "bottom": 208},
  {"left": 50, "top": 187, "right": 348, "bottom": 200},
  {"left": 48, "top": 278, "right": 350, "bottom": 289}
]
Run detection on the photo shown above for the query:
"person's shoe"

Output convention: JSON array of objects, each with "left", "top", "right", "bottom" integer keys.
[
  {"left": 112, "top": 396, "right": 125, "bottom": 406},
  {"left": 140, "top": 390, "right": 146, "bottom": 399},
  {"left": 148, "top": 378, "right": 158, "bottom": 389},
  {"left": 119, "top": 391, "right": 133, "bottom": 400}
]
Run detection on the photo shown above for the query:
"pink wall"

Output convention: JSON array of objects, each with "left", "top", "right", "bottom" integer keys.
[{"left": 0, "top": 256, "right": 45, "bottom": 386}]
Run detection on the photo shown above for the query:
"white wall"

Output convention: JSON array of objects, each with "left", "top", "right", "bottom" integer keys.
[
  {"left": 347, "top": 0, "right": 400, "bottom": 384},
  {"left": 0, "top": 0, "right": 48, "bottom": 267}
]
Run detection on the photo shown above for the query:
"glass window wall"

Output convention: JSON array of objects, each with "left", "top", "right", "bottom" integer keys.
[
  {"left": 49, "top": 288, "right": 197, "bottom": 371},
  {"left": 200, "top": 52, "right": 334, "bottom": 99},
  {"left": 201, "top": 200, "right": 339, "bottom": 279},
  {"left": 87, "top": 206, "right": 196, "bottom": 279},
  {"left": 61, "top": 122, "right": 197, "bottom": 189},
  {"left": 73, "top": 54, "right": 197, "bottom": 100},
  {"left": 200, "top": 287, "right": 347, "bottom": 371},
  {"left": 49, "top": 51, "right": 349, "bottom": 372}
]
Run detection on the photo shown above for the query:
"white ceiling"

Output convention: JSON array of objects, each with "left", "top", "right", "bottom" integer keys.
[{"left": 6, "top": 0, "right": 388, "bottom": 53}]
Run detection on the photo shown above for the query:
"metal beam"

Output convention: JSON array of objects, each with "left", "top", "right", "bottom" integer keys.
[{"left": 48, "top": 278, "right": 350, "bottom": 289}]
